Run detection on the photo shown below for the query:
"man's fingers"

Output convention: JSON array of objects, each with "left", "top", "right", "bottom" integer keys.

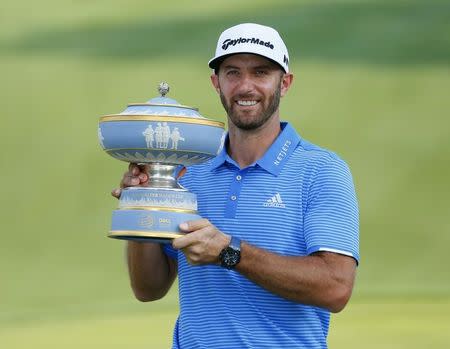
[
  {"left": 121, "top": 174, "right": 141, "bottom": 188},
  {"left": 179, "top": 218, "right": 211, "bottom": 233},
  {"left": 115, "top": 164, "right": 150, "bottom": 200},
  {"left": 138, "top": 172, "right": 148, "bottom": 182},
  {"left": 172, "top": 228, "right": 206, "bottom": 250},
  {"left": 177, "top": 166, "right": 187, "bottom": 179},
  {"left": 121, "top": 164, "right": 149, "bottom": 188},
  {"left": 128, "top": 163, "right": 149, "bottom": 175},
  {"left": 138, "top": 163, "right": 149, "bottom": 172},
  {"left": 111, "top": 188, "right": 121, "bottom": 198},
  {"left": 172, "top": 235, "right": 190, "bottom": 250}
]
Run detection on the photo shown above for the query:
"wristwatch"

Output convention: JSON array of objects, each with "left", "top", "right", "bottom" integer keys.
[{"left": 219, "top": 236, "right": 241, "bottom": 269}]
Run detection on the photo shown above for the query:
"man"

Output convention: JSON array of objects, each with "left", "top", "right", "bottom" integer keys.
[
  {"left": 142, "top": 124, "right": 154, "bottom": 148},
  {"left": 112, "top": 23, "right": 359, "bottom": 348}
]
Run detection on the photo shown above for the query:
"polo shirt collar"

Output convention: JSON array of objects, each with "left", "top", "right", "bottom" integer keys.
[
  {"left": 210, "top": 138, "right": 229, "bottom": 170},
  {"left": 256, "top": 122, "right": 301, "bottom": 176},
  {"left": 210, "top": 122, "right": 301, "bottom": 176}
]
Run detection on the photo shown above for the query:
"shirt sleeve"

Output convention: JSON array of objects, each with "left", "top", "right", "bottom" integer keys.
[
  {"left": 304, "top": 157, "right": 360, "bottom": 264},
  {"left": 163, "top": 244, "right": 178, "bottom": 260}
]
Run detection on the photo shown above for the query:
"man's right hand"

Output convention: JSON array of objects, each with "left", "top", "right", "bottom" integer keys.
[{"left": 111, "top": 163, "right": 149, "bottom": 199}]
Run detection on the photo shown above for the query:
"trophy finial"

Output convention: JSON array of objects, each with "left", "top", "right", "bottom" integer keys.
[{"left": 158, "top": 82, "right": 170, "bottom": 97}]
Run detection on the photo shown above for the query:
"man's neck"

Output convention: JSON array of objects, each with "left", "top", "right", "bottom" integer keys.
[{"left": 227, "top": 115, "right": 281, "bottom": 169}]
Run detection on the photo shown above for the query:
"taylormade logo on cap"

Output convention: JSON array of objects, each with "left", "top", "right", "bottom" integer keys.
[
  {"left": 209, "top": 23, "right": 290, "bottom": 73},
  {"left": 222, "top": 37, "right": 275, "bottom": 51}
]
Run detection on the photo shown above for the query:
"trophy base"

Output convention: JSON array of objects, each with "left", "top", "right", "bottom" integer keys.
[
  {"left": 108, "top": 230, "right": 183, "bottom": 244},
  {"left": 109, "top": 187, "right": 200, "bottom": 244}
]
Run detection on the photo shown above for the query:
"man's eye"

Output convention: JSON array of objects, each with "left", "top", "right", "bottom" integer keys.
[
  {"left": 256, "top": 70, "right": 268, "bottom": 76},
  {"left": 227, "top": 70, "right": 239, "bottom": 76}
]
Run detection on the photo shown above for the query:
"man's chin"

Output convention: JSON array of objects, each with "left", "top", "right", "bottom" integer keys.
[{"left": 230, "top": 117, "right": 266, "bottom": 131}]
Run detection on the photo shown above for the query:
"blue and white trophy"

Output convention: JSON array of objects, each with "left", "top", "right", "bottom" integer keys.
[{"left": 99, "top": 82, "right": 225, "bottom": 243}]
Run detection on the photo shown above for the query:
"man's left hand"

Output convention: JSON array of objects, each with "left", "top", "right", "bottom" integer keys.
[{"left": 172, "top": 219, "right": 230, "bottom": 266}]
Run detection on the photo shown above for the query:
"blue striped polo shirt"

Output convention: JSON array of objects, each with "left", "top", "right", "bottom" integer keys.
[{"left": 164, "top": 122, "right": 359, "bottom": 348}]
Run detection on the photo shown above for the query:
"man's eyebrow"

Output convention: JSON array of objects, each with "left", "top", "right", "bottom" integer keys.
[
  {"left": 222, "top": 64, "right": 240, "bottom": 70},
  {"left": 253, "top": 64, "right": 277, "bottom": 70},
  {"left": 222, "top": 64, "right": 277, "bottom": 70}
]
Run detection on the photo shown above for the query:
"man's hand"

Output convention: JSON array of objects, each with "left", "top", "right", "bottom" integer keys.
[
  {"left": 111, "top": 163, "right": 149, "bottom": 198},
  {"left": 172, "top": 219, "right": 231, "bottom": 266},
  {"left": 111, "top": 163, "right": 187, "bottom": 198}
]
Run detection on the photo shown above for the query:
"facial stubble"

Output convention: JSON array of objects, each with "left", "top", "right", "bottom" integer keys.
[{"left": 219, "top": 80, "right": 282, "bottom": 131}]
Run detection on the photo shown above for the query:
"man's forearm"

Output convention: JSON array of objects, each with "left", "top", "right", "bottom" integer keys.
[
  {"left": 127, "top": 242, "right": 177, "bottom": 302},
  {"left": 236, "top": 242, "right": 356, "bottom": 313}
]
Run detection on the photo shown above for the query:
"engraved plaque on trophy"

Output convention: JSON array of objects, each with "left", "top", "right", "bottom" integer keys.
[{"left": 98, "top": 82, "right": 226, "bottom": 243}]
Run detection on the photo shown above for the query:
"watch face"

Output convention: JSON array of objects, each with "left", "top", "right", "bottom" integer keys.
[{"left": 221, "top": 247, "right": 240, "bottom": 269}]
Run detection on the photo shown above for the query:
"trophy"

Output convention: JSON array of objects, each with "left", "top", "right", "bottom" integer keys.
[{"left": 98, "top": 82, "right": 226, "bottom": 243}]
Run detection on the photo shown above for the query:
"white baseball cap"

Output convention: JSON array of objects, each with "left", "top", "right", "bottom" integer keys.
[{"left": 208, "top": 23, "right": 290, "bottom": 73}]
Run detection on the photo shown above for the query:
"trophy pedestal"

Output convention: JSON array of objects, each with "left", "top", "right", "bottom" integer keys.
[{"left": 109, "top": 186, "right": 199, "bottom": 244}]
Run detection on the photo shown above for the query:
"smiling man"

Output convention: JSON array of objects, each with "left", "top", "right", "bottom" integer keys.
[
  {"left": 116, "top": 23, "right": 360, "bottom": 348},
  {"left": 214, "top": 53, "right": 287, "bottom": 131}
]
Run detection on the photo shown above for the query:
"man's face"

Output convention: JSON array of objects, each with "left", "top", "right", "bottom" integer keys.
[{"left": 211, "top": 54, "right": 291, "bottom": 131}]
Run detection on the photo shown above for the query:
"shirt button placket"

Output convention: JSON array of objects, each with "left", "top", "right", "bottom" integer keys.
[
  {"left": 225, "top": 171, "right": 245, "bottom": 218},
  {"left": 231, "top": 173, "right": 243, "bottom": 201}
]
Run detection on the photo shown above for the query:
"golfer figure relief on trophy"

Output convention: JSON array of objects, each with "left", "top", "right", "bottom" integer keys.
[{"left": 98, "top": 82, "right": 226, "bottom": 243}]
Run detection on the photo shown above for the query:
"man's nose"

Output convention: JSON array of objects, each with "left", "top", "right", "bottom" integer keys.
[{"left": 237, "top": 73, "right": 255, "bottom": 94}]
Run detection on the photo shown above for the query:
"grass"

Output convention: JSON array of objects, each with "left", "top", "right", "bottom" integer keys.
[
  {"left": 329, "top": 301, "right": 450, "bottom": 348},
  {"left": 0, "top": 0, "right": 449, "bottom": 347},
  {"left": 1, "top": 310, "right": 177, "bottom": 349}
]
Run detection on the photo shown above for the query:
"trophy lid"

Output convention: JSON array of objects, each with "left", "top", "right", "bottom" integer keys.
[{"left": 116, "top": 82, "right": 205, "bottom": 118}]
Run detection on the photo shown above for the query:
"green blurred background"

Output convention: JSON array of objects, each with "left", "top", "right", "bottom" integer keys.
[{"left": 1, "top": 0, "right": 449, "bottom": 347}]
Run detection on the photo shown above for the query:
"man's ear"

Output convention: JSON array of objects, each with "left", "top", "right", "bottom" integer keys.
[
  {"left": 280, "top": 73, "right": 294, "bottom": 97},
  {"left": 211, "top": 74, "right": 220, "bottom": 93}
]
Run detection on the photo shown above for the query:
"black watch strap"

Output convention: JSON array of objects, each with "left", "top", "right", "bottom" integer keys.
[{"left": 219, "top": 236, "right": 241, "bottom": 269}]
